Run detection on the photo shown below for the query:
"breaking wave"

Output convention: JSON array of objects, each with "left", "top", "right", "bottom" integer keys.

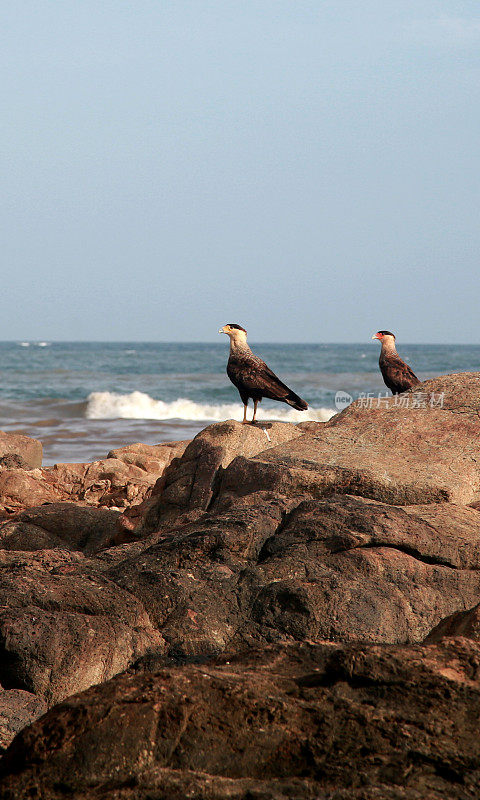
[{"left": 86, "top": 390, "right": 335, "bottom": 423}]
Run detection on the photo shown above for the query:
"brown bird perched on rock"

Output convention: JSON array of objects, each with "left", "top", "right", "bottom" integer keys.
[
  {"left": 219, "top": 323, "right": 308, "bottom": 423},
  {"left": 372, "top": 330, "right": 420, "bottom": 395}
]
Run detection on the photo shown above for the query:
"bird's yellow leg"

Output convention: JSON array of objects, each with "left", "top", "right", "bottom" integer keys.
[
  {"left": 251, "top": 399, "right": 258, "bottom": 424},
  {"left": 242, "top": 404, "right": 248, "bottom": 424}
]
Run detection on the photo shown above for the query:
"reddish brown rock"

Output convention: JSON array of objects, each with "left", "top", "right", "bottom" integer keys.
[
  {"left": 108, "top": 494, "right": 480, "bottom": 657},
  {"left": 0, "top": 688, "right": 46, "bottom": 752},
  {"left": 107, "top": 440, "right": 189, "bottom": 473},
  {"left": 1, "top": 639, "right": 480, "bottom": 799},
  {"left": 0, "top": 469, "right": 57, "bottom": 516},
  {"left": 0, "top": 432, "right": 42, "bottom": 470},
  {"left": 425, "top": 602, "right": 480, "bottom": 643},
  {"left": 0, "top": 549, "right": 164, "bottom": 705},
  {"left": 0, "top": 451, "right": 178, "bottom": 518},
  {"left": 216, "top": 374, "right": 480, "bottom": 508},
  {"left": 141, "top": 420, "right": 304, "bottom": 531}
]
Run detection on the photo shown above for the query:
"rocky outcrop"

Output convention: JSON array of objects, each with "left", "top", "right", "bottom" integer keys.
[
  {"left": 2, "top": 374, "right": 480, "bottom": 792},
  {"left": 2, "top": 638, "right": 480, "bottom": 799},
  {"left": 109, "top": 494, "right": 480, "bottom": 656},
  {"left": 215, "top": 375, "right": 480, "bottom": 508},
  {"left": 107, "top": 440, "right": 189, "bottom": 473},
  {"left": 0, "top": 689, "right": 46, "bottom": 754},
  {"left": 0, "top": 432, "right": 42, "bottom": 470},
  {"left": 0, "top": 441, "right": 189, "bottom": 517},
  {"left": 140, "top": 420, "right": 305, "bottom": 531}
]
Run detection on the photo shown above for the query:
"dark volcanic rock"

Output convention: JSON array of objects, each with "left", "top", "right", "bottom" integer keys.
[
  {"left": 0, "top": 432, "right": 42, "bottom": 470},
  {"left": 1, "top": 639, "right": 480, "bottom": 799},
  {"left": 0, "top": 550, "right": 164, "bottom": 705},
  {"left": 0, "top": 502, "right": 122, "bottom": 554},
  {"left": 109, "top": 494, "right": 480, "bottom": 654},
  {"left": 216, "top": 374, "right": 480, "bottom": 507},
  {"left": 109, "top": 493, "right": 291, "bottom": 659}
]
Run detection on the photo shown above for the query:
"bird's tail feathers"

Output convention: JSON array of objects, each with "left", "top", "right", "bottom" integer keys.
[{"left": 285, "top": 391, "right": 308, "bottom": 411}]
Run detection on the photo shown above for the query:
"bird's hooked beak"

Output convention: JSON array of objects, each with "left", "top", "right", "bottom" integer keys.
[
  {"left": 372, "top": 332, "right": 382, "bottom": 340},
  {"left": 219, "top": 326, "right": 227, "bottom": 335}
]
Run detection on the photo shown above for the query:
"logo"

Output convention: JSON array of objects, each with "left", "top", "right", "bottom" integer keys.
[{"left": 335, "top": 391, "right": 353, "bottom": 410}]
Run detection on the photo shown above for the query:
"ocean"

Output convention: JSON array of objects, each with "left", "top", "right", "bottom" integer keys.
[{"left": 0, "top": 341, "right": 478, "bottom": 466}]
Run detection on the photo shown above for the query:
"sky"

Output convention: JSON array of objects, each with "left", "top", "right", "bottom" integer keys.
[{"left": 1, "top": 1, "right": 479, "bottom": 342}]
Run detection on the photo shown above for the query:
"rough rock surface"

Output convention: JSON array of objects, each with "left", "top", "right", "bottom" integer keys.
[
  {"left": 216, "top": 374, "right": 480, "bottom": 507},
  {"left": 0, "top": 689, "right": 46, "bottom": 753},
  {"left": 2, "top": 376, "right": 480, "bottom": 795},
  {"left": 107, "top": 440, "right": 189, "bottom": 473},
  {"left": 0, "top": 432, "right": 42, "bottom": 470},
  {"left": 0, "top": 442, "right": 188, "bottom": 517},
  {"left": 425, "top": 601, "right": 480, "bottom": 643},
  {"left": 110, "top": 494, "right": 480, "bottom": 655},
  {"left": 141, "top": 420, "right": 304, "bottom": 531},
  {"left": 1, "top": 639, "right": 480, "bottom": 799},
  {"left": 0, "top": 549, "right": 164, "bottom": 706},
  {"left": 0, "top": 503, "right": 123, "bottom": 554}
]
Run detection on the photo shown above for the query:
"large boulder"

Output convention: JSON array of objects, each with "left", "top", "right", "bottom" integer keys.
[
  {"left": 217, "top": 374, "right": 480, "bottom": 507},
  {"left": 0, "top": 549, "right": 164, "bottom": 705},
  {"left": 0, "top": 432, "right": 42, "bottom": 470},
  {"left": 2, "top": 638, "right": 480, "bottom": 799},
  {"left": 108, "top": 494, "right": 480, "bottom": 656},
  {"left": 140, "top": 420, "right": 305, "bottom": 531}
]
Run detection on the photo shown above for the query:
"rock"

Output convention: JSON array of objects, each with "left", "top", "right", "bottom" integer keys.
[
  {"left": 0, "top": 453, "right": 175, "bottom": 518},
  {"left": 108, "top": 494, "right": 480, "bottom": 656},
  {"left": 0, "top": 689, "right": 46, "bottom": 753},
  {"left": 2, "top": 638, "right": 480, "bottom": 799},
  {"left": 109, "top": 492, "right": 291, "bottom": 659},
  {"left": 0, "top": 469, "right": 57, "bottom": 516},
  {"left": 141, "top": 420, "right": 304, "bottom": 531},
  {"left": 425, "top": 602, "right": 480, "bottom": 643},
  {"left": 0, "top": 550, "right": 164, "bottom": 705},
  {"left": 232, "top": 496, "right": 480, "bottom": 647},
  {"left": 0, "top": 503, "right": 122, "bottom": 554},
  {"left": 107, "top": 440, "right": 189, "bottom": 473},
  {"left": 0, "top": 432, "right": 42, "bottom": 470},
  {"left": 216, "top": 373, "right": 480, "bottom": 508}
]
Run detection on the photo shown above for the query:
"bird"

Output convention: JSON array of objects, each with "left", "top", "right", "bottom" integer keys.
[
  {"left": 372, "top": 330, "right": 420, "bottom": 394},
  {"left": 219, "top": 323, "right": 308, "bottom": 424}
]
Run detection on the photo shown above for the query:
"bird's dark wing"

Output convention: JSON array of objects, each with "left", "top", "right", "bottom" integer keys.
[
  {"left": 228, "top": 353, "right": 308, "bottom": 409},
  {"left": 380, "top": 354, "right": 420, "bottom": 394}
]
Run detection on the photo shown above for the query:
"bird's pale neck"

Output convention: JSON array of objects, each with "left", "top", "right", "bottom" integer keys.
[
  {"left": 380, "top": 335, "right": 397, "bottom": 355},
  {"left": 228, "top": 330, "right": 250, "bottom": 354}
]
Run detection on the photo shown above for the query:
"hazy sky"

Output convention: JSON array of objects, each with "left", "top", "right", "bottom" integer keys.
[{"left": 2, "top": 1, "right": 479, "bottom": 342}]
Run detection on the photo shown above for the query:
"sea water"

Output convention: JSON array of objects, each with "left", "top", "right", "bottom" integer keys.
[{"left": 0, "top": 341, "right": 478, "bottom": 465}]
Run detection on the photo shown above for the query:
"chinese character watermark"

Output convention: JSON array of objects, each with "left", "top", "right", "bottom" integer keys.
[{"left": 336, "top": 391, "right": 444, "bottom": 410}]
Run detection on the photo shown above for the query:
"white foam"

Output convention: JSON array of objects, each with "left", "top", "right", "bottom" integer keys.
[{"left": 85, "top": 390, "right": 335, "bottom": 423}]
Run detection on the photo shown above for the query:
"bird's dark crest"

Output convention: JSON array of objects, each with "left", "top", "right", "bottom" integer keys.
[
  {"left": 378, "top": 330, "right": 395, "bottom": 337},
  {"left": 227, "top": 323, "right": 247, "bottom": 332}
]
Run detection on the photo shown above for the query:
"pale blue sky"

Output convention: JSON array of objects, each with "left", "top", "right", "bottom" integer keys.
[{"left": 2, "top": 1, "right": 479, "bottom": 342}]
